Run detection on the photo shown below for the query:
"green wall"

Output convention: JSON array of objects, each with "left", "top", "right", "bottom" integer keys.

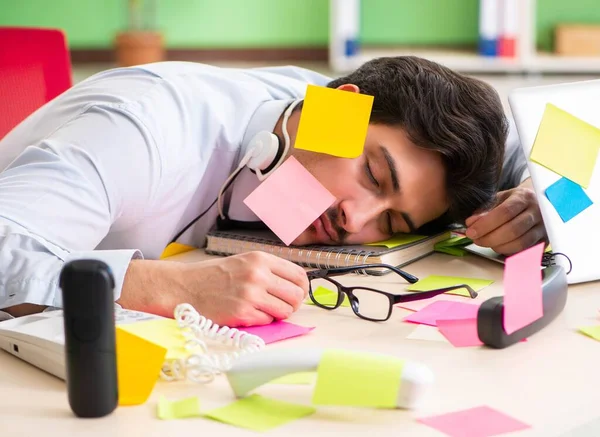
[{"left": 1, "top": 0, "right": 599, "bottom": 51}]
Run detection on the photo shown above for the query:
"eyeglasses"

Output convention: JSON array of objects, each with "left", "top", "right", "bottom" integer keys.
[{"left": 306, "top": 263, "right": 478, "bottom": 322}]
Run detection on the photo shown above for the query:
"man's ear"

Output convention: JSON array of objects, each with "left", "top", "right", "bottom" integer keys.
[{"left": 336, "top": 84, "right": 360, "bottom": 93}]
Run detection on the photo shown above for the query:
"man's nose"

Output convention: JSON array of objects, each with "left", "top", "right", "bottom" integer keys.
[{"left": 339, "top": 196, "right": 386, "bottom": 234}]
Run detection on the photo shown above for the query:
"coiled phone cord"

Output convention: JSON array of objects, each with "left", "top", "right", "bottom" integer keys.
[{"left": 160, "top": 304, "right": 266, "bottom": 383}]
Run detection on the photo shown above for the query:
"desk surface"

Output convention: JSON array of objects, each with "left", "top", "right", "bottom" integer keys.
[{"left": 2, "top": 252, "right": 600, "bottom": 437}]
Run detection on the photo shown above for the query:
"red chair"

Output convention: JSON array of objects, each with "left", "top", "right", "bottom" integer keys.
[{"left": 0, "top": 27, "right": 72, "bottom": 139}]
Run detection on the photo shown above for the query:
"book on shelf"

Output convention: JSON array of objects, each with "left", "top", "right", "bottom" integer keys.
[{"left": 204, "top": 228, "right": 452, "bottom": 275}]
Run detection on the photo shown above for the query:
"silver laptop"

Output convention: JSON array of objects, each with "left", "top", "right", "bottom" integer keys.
[{"left": 508, "top": 79, "right": 600, "bottom": 284}]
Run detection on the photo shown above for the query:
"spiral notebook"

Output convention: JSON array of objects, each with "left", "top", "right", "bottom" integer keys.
[{"left": 205, "top": 229, "right": 452, "bottom": 274}]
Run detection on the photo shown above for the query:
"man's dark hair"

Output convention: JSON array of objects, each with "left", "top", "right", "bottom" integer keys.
[{"left": 327, "top": 56, "right": 509, "bottom": 229}]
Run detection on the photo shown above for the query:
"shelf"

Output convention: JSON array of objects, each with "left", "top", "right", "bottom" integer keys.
[{"left": 527, "top": 53, "right": 600, "bottom": 73}]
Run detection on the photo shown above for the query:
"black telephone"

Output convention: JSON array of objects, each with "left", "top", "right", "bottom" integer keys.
[{"left": 477, "top": 265, "right": 568, "bottom": 348}]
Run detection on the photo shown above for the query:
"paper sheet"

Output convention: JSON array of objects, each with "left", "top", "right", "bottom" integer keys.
[
  {"left": 407, "top": 275, "right": 493, "bottom": 298},
  {"left": 545, "top": 177, "right": 593, "bottom": 222},
  {"left": 294, "top": 84, "right": 374, "bottom": 158},
  {"left": 305, "top": 285, "right": 350, "bottom": 307},
  {"left": 243, "top": 156, "right": 335, "bottom": 245},
  {"left": 117, "top": 318, "right": 189, "bottom": 360},
  {"left": 203, "top": 394, "right": 315, "bottom": 432},
  {"left": 437, "top": 318, "right": 483, "bottom": 348},
  {"left": 365, "top": 233, "right": 426, "bottom": 249},
  {"left": 503, "top": 242, "right": 544, "bottom": 335},
  {"left": 578, "top": 325, "right": 600, "bottom": 342},
  {"left": 529, "top": 103, "right": 600, "bottom": 188},
  {"left": 157, "top": 396, "right": 201, "bottom": 420},
  {"left": 418, "top": 405, "right": 530, "bottom": 437},
  {"left": 239, "top": 321, "right": 314, "bottom": 344},
  {"left": 406, "top": 324, "right": 449, "bottom": 343},
  {"left": 312, "top": 349, "right": 404, "bottom": 408},
  {"left": 403, "top": 301, "right": 481, "bottom": 327},
  {"left": 115, "top": 328, "right": 167, "bottom": 406}
]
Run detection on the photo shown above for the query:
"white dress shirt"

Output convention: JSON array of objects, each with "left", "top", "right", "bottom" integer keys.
[
  {"left": 0, "top": 62, "right": 330, "bottom": 318},
  {"left": 0, "top": 61, "right": 527, "bottom": 320}
]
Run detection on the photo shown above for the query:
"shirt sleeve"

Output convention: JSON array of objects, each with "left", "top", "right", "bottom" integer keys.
[
  {"left": 499, "top": 117, "right": 530, "bottom": 191},
  {"left": 0, "top": 103, "right": 160, "bottom": 312}
]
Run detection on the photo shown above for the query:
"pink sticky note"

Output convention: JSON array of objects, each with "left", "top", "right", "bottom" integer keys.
[
  {"left": 239, "top": 321, "right": 314, "bottom": 344},
  {"left": 243, "top": 157, "right": 336, "bottom": 245},
  {"left": 437, "top": 319, "right": 483, "bottom": 347},
  {"left": 503, "top": 242, "right": 544, "bottom": 335},
  {"left": 396, "top": 295, "right": 467, "bottom": 312},
  {"left": 418, "top": 406, "right": 530, "bottom": 437},
  {"left": 403, "top": 301, "right": 480, "bottom": 327}
]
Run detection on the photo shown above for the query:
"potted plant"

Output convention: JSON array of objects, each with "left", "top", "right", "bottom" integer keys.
[{"left": 114, "top": 0, "right": 165, "bottom": 67}]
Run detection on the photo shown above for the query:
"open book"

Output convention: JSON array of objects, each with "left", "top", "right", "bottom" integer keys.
[{"left": 205, "top": 228, "right": 452, "bottom": 274}]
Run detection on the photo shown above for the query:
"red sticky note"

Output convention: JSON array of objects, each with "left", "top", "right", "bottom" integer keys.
[
  {"left": 503, "top": 243, "right": 544, "bottom": 335},
  {"left": 239, "top": 321, "right": 314, "bottom": 344},
  {"left": 418, "top": 406, "right": 530, "bottom": 437},
  {"left": 403, "top": 301, "right": 480, "bottom": 327},
  {"left": 437, "top": 319, "right": 484, "bottom": 347},
  {"left": 243, "top": 157, "right": 335, "bottom": 245}
]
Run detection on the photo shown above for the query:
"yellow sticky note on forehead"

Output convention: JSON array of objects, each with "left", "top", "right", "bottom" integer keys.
[
  {"left": 294, "top": 85, "right": 374, "bottom": 158},
  {"left": 529, "top": 103, "right": 600, "bottom": 188}
]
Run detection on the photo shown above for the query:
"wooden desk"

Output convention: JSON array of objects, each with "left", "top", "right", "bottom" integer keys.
[{"left": 2, "top": 252, "right": 600, "bottom": 437}]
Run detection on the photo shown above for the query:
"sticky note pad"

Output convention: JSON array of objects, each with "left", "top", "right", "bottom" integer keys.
[
  {"left": 545, "top": 177, "right": 593, "bottom": 222},
  {"left": 294, "top": 84, "right": 374, "bottom": 158},
  {"left": 407, "top": 275, "right": 493, "bottom": 298},
  {"left": 579, "top": 325, "right": 600, "bottom": 342},
  {"left": 312, "top": 349, "right": 404, "bottom": 408},
  {"left": 239, "top": 321, "right": 314, "bottom": 344},
  {"left": 305, "top": 285, "right": 350, "bottom": 307},
  {"left": 157, "top": 396, "right": 201, "bottom": 420},
  {"left": 116, "top": 328, "right": 167, "bottom": 406},
  {"left": 503, "top": 242, "right": 544, "bottom": 335},
  {"left": 243, "top": 156, "right": 335, "bottom": 245},
  {"left": 160, "top": 242, "right": 196, "bottom": 259},
  {"left": 204, "top": 394, "right": 315, "bottom": 432},
  {"left": 437, "top": 319, "right": 483, "bottom": 348},
  {"left": 403, "top": 301, "right": 481, "bottom": 327},
  {"left": 117, "top": 318, "right": 189, "bottom": 360},
  {"left": 365, "top": 233, "right": 427, "bottom": 249},
  {"left": 434, "top": 236, "right": 473, "bottom": 257},
  {"left": 530, "top": 103, "right": 600, "bottom": 188},
  {"left": 418, "top": 405, "right": 530, "bottom": 437}
]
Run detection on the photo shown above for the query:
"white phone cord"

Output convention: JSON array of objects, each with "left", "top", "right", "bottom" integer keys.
[{"left": 160, "top": 304, "right": 266, "bottom": 384}]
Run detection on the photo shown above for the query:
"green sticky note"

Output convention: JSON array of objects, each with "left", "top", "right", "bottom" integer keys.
[
  {"left": 270, "top": 372, "right": 316, "bottom": 385},
  {"left": 407, "top": 275, "right": 493, "bottom": 297},
  {"left": 312, "top": 349, "right": 404, "bottom": 408},
  {"left": 157, "top": 396, "right": 201, "bottom": 420},
  {"left": 436, "top": 236, "right": 472, "bottom": 247},
  {"left": 203, "top": 394, "right": 315, "bottom": 432},
  {"left": 529, "top": 103, "right": 600, "bottom": 188},
  {"left": 305, "top": 286, "right": 350, "bottom": 307},
  {"left": 365, "top": 233, "right": 427, "bottom": 249},
  {"left": 579, "top": 326, "right": 600, "bottom": 342}
]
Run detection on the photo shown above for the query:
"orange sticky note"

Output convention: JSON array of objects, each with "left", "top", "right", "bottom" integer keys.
[
  {"left": 294, "top": 84, "right": 374, "bottom": 158},
  {"left": 116, "top": 327, "right": 167, "bottom": 406},
  {"left": 243, "top": 156, "right": 335, "bottom": 245},
  {"left": 503, "top": 243, "right": 544, "bottom": 335}
]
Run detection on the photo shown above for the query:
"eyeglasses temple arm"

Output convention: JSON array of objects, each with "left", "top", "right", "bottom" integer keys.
[
  {"left": 393, "top": 284, "right": 478, "bottom": 304},
  {"left": 309, "top": 264, "right": 418, "bottom": 283}
]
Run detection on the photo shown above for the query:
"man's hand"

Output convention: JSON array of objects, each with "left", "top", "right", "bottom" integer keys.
[
  {"left": 120, "top": 251, "right": 309, "bottom": 327},
  {"left": 465, "top": 178, "right": 547, "bottom": 255}
]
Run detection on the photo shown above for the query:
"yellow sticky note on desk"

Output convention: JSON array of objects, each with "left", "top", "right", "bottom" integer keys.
[
  {"left": 160, "top": 242, "right": 196, "bottom": 259},
  {"left": 116, "top": 328, "right": 167, "bottom": 406},
  {"left": 203, "top": 394, "right": 315, "bottom": 432},
  {"left": 305, "top": 285, "right": 350, "bottom": 307},
  {"left": 365, "top": 233, "right": 427, "bottom": 249},
  {"left": 407, "top": 275, "right": 494, "bottom": 297},
  {"left": 294, "top": 85, "right": 374, "bottom": 158},
  {"left": 117, "top": 318, "right": 189, "bottom": 360},
  {"left": 157, "top": 396, "right": 201, "bottom": 420},
  {"left": 530, "top": 103, "right": 600, "bottom": 188},
  {"left": 312, "top": 349, "right": 404, "bottom": 408},
  {"left": 579, "top": 325, "right": 600, "bottom": 342}
]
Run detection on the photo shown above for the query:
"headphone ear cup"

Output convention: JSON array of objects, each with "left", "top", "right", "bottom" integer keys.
[{"left": 246, "top": 131, "right": 280, "bottom": 171}]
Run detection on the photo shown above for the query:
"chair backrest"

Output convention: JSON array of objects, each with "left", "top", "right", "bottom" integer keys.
[{"left": 0, "top": 27, "right": 72, "bottom": 139}]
